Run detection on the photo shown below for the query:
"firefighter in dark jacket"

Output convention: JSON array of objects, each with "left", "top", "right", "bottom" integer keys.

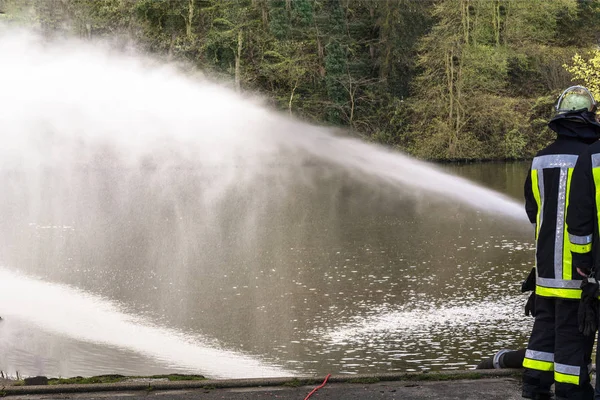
[
  {"left": 523, "top": 86, "right": 600, "bottom": 400},
  {"left": 566, "top": 92, "right": 600, "bottom": 400}
]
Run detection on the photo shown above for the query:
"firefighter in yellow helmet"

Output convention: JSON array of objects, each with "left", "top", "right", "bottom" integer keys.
[
  {"left": 523, "top": 86, "right": 600, "bottom": 400},
  {"left": 565, "top": 84, "right": 600, "bottom": 400}
]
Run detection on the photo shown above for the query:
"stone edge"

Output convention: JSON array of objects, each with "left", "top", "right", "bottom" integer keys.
[{"left": 0, "top": 369, "right": 521, "bottom": 396}]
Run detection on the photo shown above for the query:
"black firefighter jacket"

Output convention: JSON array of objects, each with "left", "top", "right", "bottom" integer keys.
[
  {"left": 566, "top": 140, "right": 600, "bottom": 280},
  {"left": 526, "top": 112, "right": 600, "bottom": 299}
]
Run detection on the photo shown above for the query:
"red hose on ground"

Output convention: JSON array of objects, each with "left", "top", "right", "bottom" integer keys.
[{"left": 304, "top": 374, "right": 331, "bottom": 400}]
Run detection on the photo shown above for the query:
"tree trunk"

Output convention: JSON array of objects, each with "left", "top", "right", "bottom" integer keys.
[
  {"left": 494, "top": 0, "right": 500, "bottom": 46},
  {"left": 473, "top": 3, "right": 478, "bottom": 46},
  {"left": 289, "top": 79, "right": 298, "bottom": 115},
  {"left": 380, "top": 0, "right": 391, "bottom": 82},
  {"left": 465, "top": 0, "right": 470, "bottom": 45},
  {"left": 449, "top": 50, "right": 456, "bottom": 157},
  {"left": 447, "top": 49, "right": 453, "bottom": 123},
  {"left": 456, "top": 54, "right": 462, "bottom": 134},
  {"left": 168, "top": 33, "right": 175, "bottom": 61},
  {"left": 235, "top": 30, "right": 243, "bottom": 92},
  {"left": 314, "top": 19, "right": 325, "bottom": 77},
  {"left": 454, "top": 49, "right": 464, "bottom": 157},
  {"left": 369, "top": 3, "right": 375, "bottom": 60},
  {"left": 261, "top": 0, "right": 268, "bottom": 27},
  {"left": 186, "top": 0, "right": 194, "bottom": 38},
  {"left": 349, "top": 83, "right": 355, "bottom": 126}
]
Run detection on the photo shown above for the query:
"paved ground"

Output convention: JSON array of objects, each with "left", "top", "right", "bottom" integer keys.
[
  {"left": 3, "top": 378, "right": 523, "bottom": 400},
  {"left": 0, "top": 370, "right": 525, "bottom": 399}
]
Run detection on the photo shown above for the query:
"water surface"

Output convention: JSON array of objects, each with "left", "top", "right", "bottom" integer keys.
[{"left": 0, "top": 161, "right": 533, "bottom": 378}]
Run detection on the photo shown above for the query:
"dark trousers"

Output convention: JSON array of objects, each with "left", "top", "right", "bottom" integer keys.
[
  {"left": 523, "top": 296, "right": 595, "bottom": 400},
  {"left": 595, "top": 337, "right": 600, "bottom": 400}
]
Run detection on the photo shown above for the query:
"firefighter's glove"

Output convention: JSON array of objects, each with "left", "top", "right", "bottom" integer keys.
[
  {"left": 522, "top": 268, "right": 536, "bottom": 317},
  {"left": 525, "top": 292, "right": 536, "bottom": 317},
  {"left": 521, "top": 268, "right": 536, "bottom": 293},
  {"left": 578, "top": 277, "right": 599, "bottom": 337}
]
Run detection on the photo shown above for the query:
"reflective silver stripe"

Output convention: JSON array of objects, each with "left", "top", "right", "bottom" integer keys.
[
  {"left": 538, "top": 168, "right": 545, "bottom": 242},
  {"left": 493, "top": 349, "right": 509, "bottom": 369},
  {"left": 555, "top": 167, "right": 569, "bottom": 278},
  {"left": 525, "top": 349, "right": 554, "bottom": 362},
  {"left": 592, "top": 153, "right": 600, "bottom": 168},
  {"left": 537, "top": 277, "right": 581, "bottom": 289},
  {"left": 569, "top": 233, "right": 592, "bottom": 245},
  {"left": 532, "top": 154, "right": 578, "bottom": 169},
  {"left": 555, "top": 362, "right": 580, "bottom": 376}
]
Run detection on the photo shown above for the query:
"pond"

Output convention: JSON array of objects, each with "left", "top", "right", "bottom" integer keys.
[{"left": 0, "top": 159, "right": 534, "bottom": 379}]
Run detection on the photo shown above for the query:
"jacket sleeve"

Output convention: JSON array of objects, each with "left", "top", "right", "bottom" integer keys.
[
  {"left": 524, "top": 168, "right": 537, "bottom": 226},
  {"left": 567, "top": 149, "right": 594, "bottom": 271}
]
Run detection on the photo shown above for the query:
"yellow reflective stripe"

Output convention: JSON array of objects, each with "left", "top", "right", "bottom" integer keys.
[
  {"left": 532, "top": 169, "right": 541, "bottom": 240},
  {"left": 536, "top": 286, "right": 581, "bottom": 299},
  {"left": 571, "top": 242, "right": 592, "bottom": 253},
  {"left": 593, "top": 167, "right": 600, "bottom": 234},
  {"left": 555, "top": 371, "right": 579, "bottom": 385},
  {"left": 523, "top": 358, "right": 553, "bottom": 371},
  {"left": 563, "top": 168, "right": 574, "bottom": 280}
]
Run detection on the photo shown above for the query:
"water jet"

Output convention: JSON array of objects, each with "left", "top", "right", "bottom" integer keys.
[{"left": 0, "top": 28, "right": 532, "bottom": 378}]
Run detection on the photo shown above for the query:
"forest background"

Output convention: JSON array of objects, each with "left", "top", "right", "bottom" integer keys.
[{"left": 2, "top": 0, "right": 600, "bottom": 161}]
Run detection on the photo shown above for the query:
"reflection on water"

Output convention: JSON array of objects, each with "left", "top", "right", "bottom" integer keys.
[
  {"left": 441, "top": 161, "right": 529, "bottom": 201},
  {"left": 317, "top": 296, "right": 527, "bottom": 371},
  {"left": 0, "top": 269, "right": 293, "bottom": 378},
  {"left": 0, "top": 161, "right": 533, "bottom": 378},
  {"left": 0, "top": 317, "right": 187, "bottom": 378}
]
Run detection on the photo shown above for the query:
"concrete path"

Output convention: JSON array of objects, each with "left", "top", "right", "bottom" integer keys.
[
  {"left": 1, "top": 370, "right": 525, "bottom": 399},
  {"left": 3, "top": 378, "right": 523, "bottom": 399}
]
